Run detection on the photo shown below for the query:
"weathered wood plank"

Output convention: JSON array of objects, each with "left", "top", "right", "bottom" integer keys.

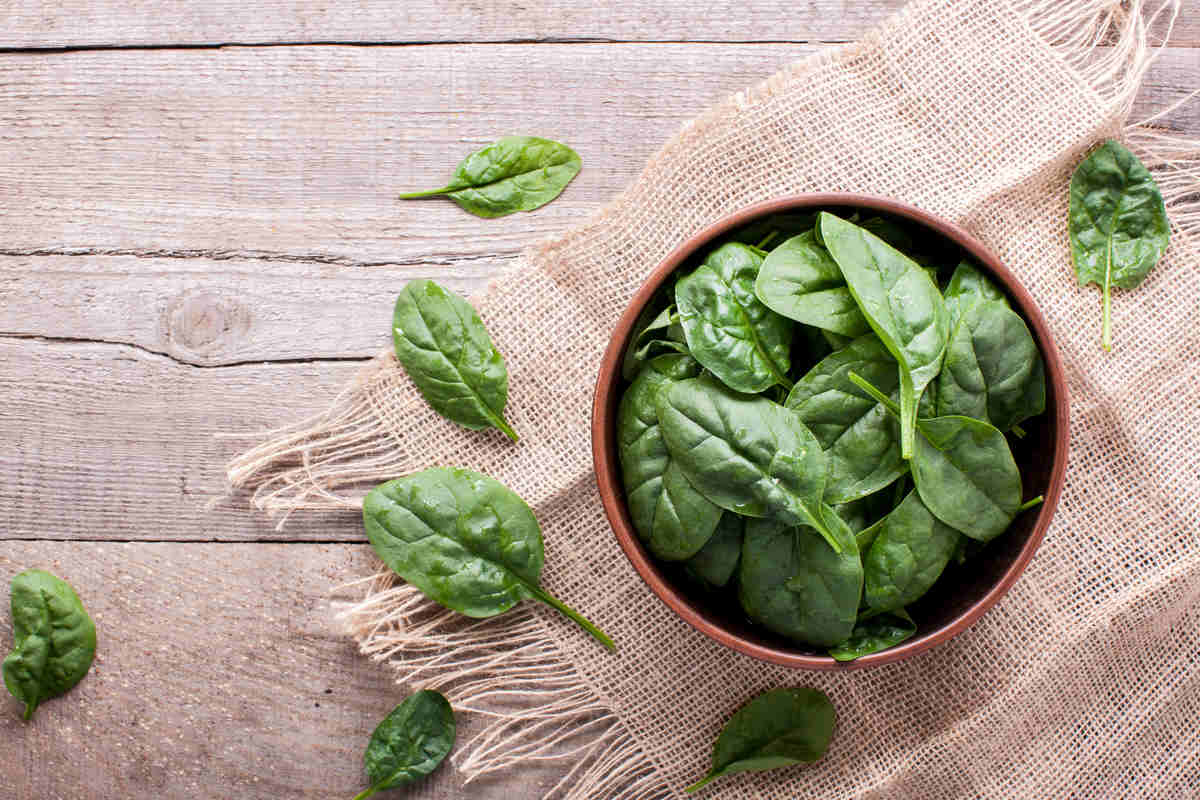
[
  {"left": 0, "top": 541, "right": 568, "bottom": 798},
  {"left": 0, "top": 44, "right": 1195, "bottom": 272},
  {"left": 0, "top": 337, "right": 369, "bottom": 541},
  {"left": 3, "top": 0, "right": 1199, "bottom": 48},
  {"left": 0, "top": 1, "right": 896, "bottom": 48}
]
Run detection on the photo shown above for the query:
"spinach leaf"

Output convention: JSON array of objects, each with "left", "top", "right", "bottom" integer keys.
[
  {"left": 944, "top": 261, "right": 1008, "bottom": 309},
  {"left": 399, "top": 136, "right": 581, "bottom": 218},
  {"left": 618, "top": 356, "right": 722, "bottom": 560},
  {"left": 682, "top": 513, "right": 744, "bottom": 589},
  {"left": 363, "top": 468, "right": 614, "bottom": 649},
  {"left": 392, "top": 280, "right": 518, "bottom": 442},
  {"left": 818, "top": 212, "right": 949, "bottom": 460},
  {"left": 828, "top": 609, "right": 916, "bottom": 662},
  {"left": 822, "top": 330, "right": 855, "bottom": 351},
  {"left": 754, "top": 231, "right": 871, "bottom": 337},
  {"left": 849, "top": 373, "right": 1022, "bottom": 542},
  {"left": 738, "top": 511, "right": 861, "bottom": 647},
  {"left": 685, "top": 687, "right": 835, "bottom": 793},
  {"left": 656, "top": 377, "right": 839, "bottom": 552},
  {"left": 1069, "top": 139, "right": 1169, "bottom": 351},
  {"left": 3, "top": 570, "right": 96, "bottom": 721},
  {"left": 353, "top": 690, "right": 455, "bottom": 800},
  {"left": 621, "top": 301, "right": 681, "bottom": 381},
  {"left": 863, "top": 491, "right": 961, "bottom": 612},
  {"left": 854, "top": 516, "right": 887, "bottom": 552},
  {"left": 675, "top": 243, "right": 793, "bottom": 393},
  {"left": 935, "top": 298, "right": 1046, "bottom": 432},
  {"left": 785, "top": 334, "right": 907, "bottom": 504}
]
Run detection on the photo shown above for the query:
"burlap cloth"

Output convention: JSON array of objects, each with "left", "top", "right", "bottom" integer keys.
[{"left": 229, "top": 0, "right": 1200, "bottom": 796}]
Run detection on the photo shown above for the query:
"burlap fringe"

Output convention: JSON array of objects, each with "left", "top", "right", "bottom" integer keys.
[{"left": 228, "top": 1, "right": 1196, "bottom": 797}]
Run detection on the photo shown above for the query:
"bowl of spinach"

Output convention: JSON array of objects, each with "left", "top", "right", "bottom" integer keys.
[{"left": 592, "top": 195, "right": 1068, "bottom": 669}]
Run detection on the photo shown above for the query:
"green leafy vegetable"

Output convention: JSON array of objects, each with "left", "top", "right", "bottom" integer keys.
[
  {"left": 3, "top": 569, "right": 96, "bottom": 721},
  {"left": 682, "top": 513, "right": 744, "bottom": 589},
  {"left": 621, "top": 303, "right": 684, "bottom": 381},
  {"left": 943, "top": 261, "right": 1008, "bottom": 309},
  {"left": 399, "top": 136, "right": 581, "bottom": 218},
  {"left": 828, "top": 609, "right": 916, "bottom": 662},
  {"left": 1069, "top": 139, "right": 1170, "bottom": 351},
  {"left": 863, "top": 491, "right": 961, "bottom": 612},
  {"left": 617, "top": 356, "right": 722, "bottom": 560},
  {"left": 363, "top": 468, "right": 614, "bottom": 649},
  {"left": 353, "top": 690, "right": 455, "bottom": 800},
  {"left": 675, "top": 243, "right": 793, "bottom": 393},
  {"left": 738, "top": 512, "right": 861, "bottom": 647},
  {"left": 936, "top": 298, "right": 1045, "bottom": 432},
  {"left": 685, "top": 687, "right": 836, "bottom": 793},
  {"left": 818, "top": 212, "right": 949, "bottom": 460},
  {"left": 754, "top": 231, "right": 871, "bottom": 336},
  {"left": 392, "top": 279, "right": 518, "bottom": 442},
  {"left": 656, "top": 377, "right": 838, "bottom": 551}
]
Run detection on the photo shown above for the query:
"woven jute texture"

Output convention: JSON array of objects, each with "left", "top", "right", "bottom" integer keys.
[{"left": 230, "top": 0, "right": 1200, "bottom": 796}]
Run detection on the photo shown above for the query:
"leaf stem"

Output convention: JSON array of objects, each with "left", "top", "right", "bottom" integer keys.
[
  {"left": 351, "top": 787, "right": 378, "bottom": 800},
  {"left": 847, "top": 372, "right": 902, "bottom": 418},
  {"left": 1010, "top": 424, "right": 1027, "bottom": 439},
  {"left": 488, "top": 412, "right": 520, "bottom": 443},
  {"left": 530, "top": 587, "right": 616, "bottom": 651},
  {"left": 398, "top": 186, "right": 452, "bottom": 200},
  {"left": 755, "top": 230, "right": 780, "bottom": 250},
  {"left": 1102, "top": 278, "right": 1113, "bottom": 352},
  {"left": 1018, "top": 495, "right": 1045, "bottom": 512},
  {"left": 23, "top": 702, "right": 35, "bottom": 721},
  {"left": 684, "top": 773, "right": 718, "bottom": 793}
]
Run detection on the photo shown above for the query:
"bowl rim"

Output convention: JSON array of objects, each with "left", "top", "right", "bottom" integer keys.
[{"left": 590, "top": 193, "right": 1070, "bottom": 670}]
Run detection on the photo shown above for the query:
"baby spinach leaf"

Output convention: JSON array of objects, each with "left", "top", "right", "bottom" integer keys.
[
  {"left": 392, "top": 279, "right": 518, "bottom": 442},
  {"left": 854, "top": 516, "right": 887, "bottom": 552},
  {"left": 822, "top": 330, "right": 855, "bottom": 351},
  {"left": 363, "top": 468, "right": 614, "bottom": 649},
  {"left": 675, "top": 243, "right": 793, "bottom": 393},
  {"left": 3, "top": 569, "right": 96, "bottom": 721},
  {"left": 863, "top": 491, "right": 961, "bottom": 612},
  {"left": 785, "top": 334, "right": 907, "bottom": 504},
  {"left": 685, "top": 687, "right": 836, "bottom": 793},
  {"left": 682, "top": 513, "right": 744, "bottom": 589},
  {"left": 656, "top": 377, "right": 839, "bottom": 552},
  {"left": 738, "top": 512, "right": 861, "bottom": 647},
  {"left": 1069, "top": 139, "right": 1170, "bottom": 351},
  {"left": 754, "top": 231, "right": 871, "bottom": 337},
  {"left": 618, "top": 357, "right": 722, "bottom": 560},
  {"left": 849, "top": 373, "right": 1022, "bottom": 542},
  {"left": 621, "top": 301, "right": 683, "bottom": 380},
  {"left": 353, "top": 690, "right": 455, "bottom": 800},
  {"left": 827, "top": 609, "right": 916, "bottom": 662},
  {"left": 818, "top": 212, "right": 949, "bottom": 461},
  {"left": 936, "top": 298, "right": 1045, "bottom": 432},
  {"left": 399, "top": 136, "right": 581, "bottom": 218},
  {"left": 943, "top": 261, "right": 1008, "bottom": 310}
]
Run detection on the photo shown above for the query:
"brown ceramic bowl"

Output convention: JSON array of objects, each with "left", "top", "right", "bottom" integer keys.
[{"left": 592, "top": 194, "right": 1068, "bottom": 670}]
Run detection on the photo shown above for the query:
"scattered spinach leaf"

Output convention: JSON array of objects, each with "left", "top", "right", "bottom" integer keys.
[
  {"left": 353, "top": 690, "right": 455, "bottom": 800},
  {"left": 685, "top": 687, "right": 836, "bottom": 793},
  {"left": 1069, "top": 139, "right": 1169, "bottom": 351},
  {"left": 3, "top": 569, "right": 96, "bottom": 721},
  {"left": 399, "top": 136, "right": 581, "bottom": 218},
  {"left": 392, "top": 279, "right": 518, "bottom": 442},
  {"left": 363, "top": 468, "right": 614, "bottom": 649}
]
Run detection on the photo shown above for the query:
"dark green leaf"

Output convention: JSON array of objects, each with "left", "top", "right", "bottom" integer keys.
[
  {"left": 656, "top": 378, "right": 839, "bottom": 551},
  {"left": 363, "top": 468, "right": 614, "bottom": 649},
  {"left": 392, "top": 280, "right": 518, "bottom": 442},
  {"left": 685, "top": 687, "right": 836, "bottom": 793},
  {"left": 828, "top": 609, "right": 916, "bottom": 662},
  {"left": 399, "top": 136, "right": 581, "bottom": 218},
  {"left": 618, "top": 357, "right": 722, "bottom": 560},
  {"left": 622, "top": 301, "right": 679, "bottom": 381},
  {"left": 754, "top": 231, "right": 871, "bottom": 337},
  {"left": 3, "top": 570, "right": 96, "bottom": 721},
  {"left": 863, "top": 491, "right": 961, "bottom": 612},
  {"left": 675, "top": 243, "right": 793, "bottom": 393},
  {"left": 682, "top": 513, "right": 744, "bottom": 588},
  {"left": 353, "top": 690, "right": 455, "bottom": 800},
  {"left": 1069, "top": 139, "right": 1169, "bottom": 351},
  {"left": 936, "top": 299, "right": 1045, "bottom": 432},
  {"left": 943, "top": 261, "right": 1008, "bottom": 310},
  {"left": 785, "top": 335, "right": 907, "bottom": 504},
  {"left": 738, "top": 511, "right": 861, "bottom": 647},
  {"left": 818, "top": 212, "right": 949, "bottom": 461}
]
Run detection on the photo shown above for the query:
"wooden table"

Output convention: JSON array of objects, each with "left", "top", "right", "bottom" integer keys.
[{"left": 2, "top": 3, "right": 1197, "bottom": 797}]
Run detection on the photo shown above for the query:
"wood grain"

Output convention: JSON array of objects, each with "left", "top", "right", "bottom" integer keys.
[
  {"left": 0, "top": 541, "right": 568, "bottom": 799},
  {"left": 0, "top": 44, "right": 1195, "bottom": 273},
  {"left": 3, "top": 0, "right": 1198, "bottom": 48}
]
